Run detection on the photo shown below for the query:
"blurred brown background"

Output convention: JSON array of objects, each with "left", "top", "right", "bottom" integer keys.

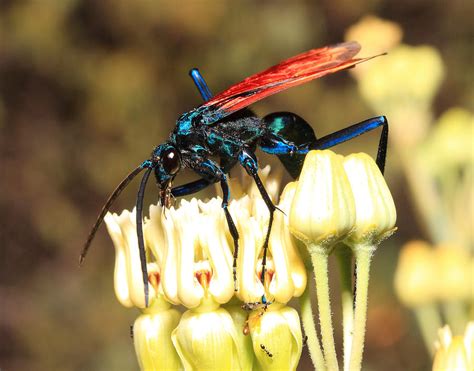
[{"left": 1, "top": 1, "right": 472, "bottom": 370}]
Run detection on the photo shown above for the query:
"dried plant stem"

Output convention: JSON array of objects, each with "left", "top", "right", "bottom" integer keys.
[
  {"left": 349, "top": 245, "right": 374, "bottom": 371},
  {"left": 299, "top": 283, "right": 327, "bottom": 371},
  {"left": 310, "top": 247, "right": 339, "bottom": 371},
  {"left": 336, "top": 246, "right": 354, "bottom": 371}
]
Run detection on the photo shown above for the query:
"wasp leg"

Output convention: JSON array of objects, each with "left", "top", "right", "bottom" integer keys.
[
  {"left": 170, "top": 178, "right": 215, "bottom": 198},
  {"left": 261, "top": 114, "right": 388, "bottom": 176},
  {"left": 189, "top": 157, "right": 240, "bottom": 291},
  {"left": 238, "top": 148, "right": 275, "bottom": 303},
  {"left": 311, "top": 115, "right": 389, "bottom": 174},
  {"left": 220, "top": 177, "right": 240, "bottom": 291},
  {"left": 136, "top": 167, "right": 153, "bottom": 307},
  {"left": 189, "top": 68, "right": 213, "bottom": 101}
]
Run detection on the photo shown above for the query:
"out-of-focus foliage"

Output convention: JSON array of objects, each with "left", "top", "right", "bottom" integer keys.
[
  {"left": 347, "top": 13, "right": 473, "bottom": 364},
  {"left": 0, "top": 1, "right": 472, "bottom": 370}
]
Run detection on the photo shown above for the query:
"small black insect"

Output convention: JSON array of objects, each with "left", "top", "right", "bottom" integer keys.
[
  {"left": 260, "top": 344, "right": 273, "bottom": 358},
  {"left": 80, "top": 42, "right": 388, "bottom": 306}
]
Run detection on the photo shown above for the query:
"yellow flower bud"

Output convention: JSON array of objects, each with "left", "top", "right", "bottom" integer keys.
[
  {"left": 421, "top": 108, "right": 474, "bottom": 175},
  {"left": 394, "top": 240, "right": 437, "bottom": 306},
  {"left": 225, "top": 305, "right": 255, "bottom": 370},
  {"left": 133, "top": 299, "right": 182, "bottom": 370},
  {"left": 434, "top": 243, "right": 471, "bottom": 301},
  {"left": 357, "top": 45, "right": 444, "bottom": 110},
  {"left": 171, "top": 304, "right": 243, "bottom": 370},
  {"left": 343, "top": 153, "right": 397, "bottom": 247},
  {"left": 345, "top": 15, "right": 403, "bottom": 68},
  {"left": 289, "top": 150, "right": 355, "bottom": 254},
  {"left": 248, "top": 303, "right": 303, "bottom": 371},
  {"left": 433, "top": 322, "right": 474, "bottom": 371},
  {"left": 354, "top": 44, "right": 444, "bottom": 147}
]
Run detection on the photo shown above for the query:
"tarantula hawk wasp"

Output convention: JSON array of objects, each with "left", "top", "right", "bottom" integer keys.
[{"left": 80, "top": 41, "right": 388, "bottom": 306}]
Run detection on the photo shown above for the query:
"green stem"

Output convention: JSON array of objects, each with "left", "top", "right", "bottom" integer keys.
[
  {"left": 442, "top": 301, "right": 468, "bottom": 336},
  {"left": 400, "top": 150, "right": 447, "bottom": 243},
  {"left": 310, "top": 247, "right": 339, "bottom": 371},
  {"left": 413, "top": 304, "right": 443, "bottom": 356},
  {"left": 348, "top": 245, "right": 374, "bottom": 371},
  {"left": 299, "top": 281, "right": 326, "bottom": 371},
  {"left": 335, "top": 246, "right": 354, "bottom": 371}
]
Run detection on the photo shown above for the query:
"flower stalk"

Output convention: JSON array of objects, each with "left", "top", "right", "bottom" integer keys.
[
  {"left": 299, "top": 284, "right": 326, "bottom": 371},
  {"left": 348, "top": 244, "right": 375, "bottom": 371},
  {"left": 290, "top": 150, "right": 358, "bottom": 371},
  {"left": 335, "top": 246, "right": 354, "bottom": 371},
  {"left": 342, "top": 153, "right": 396, "bottom": 371},
  {"left": 310, "top": 248, "right": 339, "bottom": 370}
]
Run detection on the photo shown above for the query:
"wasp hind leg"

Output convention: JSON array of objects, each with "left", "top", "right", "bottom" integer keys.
[
  {"left": 311, "top": 115, "right": 388, "bottom": 174},
  {"left": 238, "top": 147, "right": 276, "bottom": 304},
  {"left": 261, "top": 113, "right": 389, "bottom": 177}
]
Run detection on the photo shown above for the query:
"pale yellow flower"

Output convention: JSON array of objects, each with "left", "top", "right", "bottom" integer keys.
[
  {"left": 268, "top": 181, "right": 307, "bottom": 302},
  {"left": 394, "top": 240, "right": 437, "bottom": 307},
  {"left": 171, "top": 303, "right": 243, "bottom": 370},
  {"left": 345, "top": 15, "right": 403, "bottom": 76},
  {"left": 105, "top": 209, "right": 156, "bottom": 308},
  {"left": 433, "top": 322, "right": 474, "bottom": 371},
  {"left": 420, "top": 107, "right": 474, "bottom": 176},
  {"left": 248, "top": 303, "right": 303, "bottom": 371},
  {"left": 289, "top": 150, "right": 355, "bottom": 253},
  {"left": 434, "top": 243, "right": 472, "bottom": 302},
  {"left": 133, "top": 299, "right": 182, "bottom": 370},
  {"left": 343, "top": 153, "right": 397, "bottom": 247}
]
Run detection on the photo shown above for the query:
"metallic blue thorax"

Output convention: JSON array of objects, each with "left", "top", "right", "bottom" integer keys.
[{"left": 172, "top": 108, "right": 264, "bottom": 161}]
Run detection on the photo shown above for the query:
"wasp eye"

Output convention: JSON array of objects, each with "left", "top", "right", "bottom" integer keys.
[{"left": 162, "top": 147, "right": 180, "bottom": 175}]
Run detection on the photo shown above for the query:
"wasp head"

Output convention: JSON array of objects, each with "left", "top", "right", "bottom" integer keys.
[{"left": 151, "top": 143, "right": 181, "bottom": 207}]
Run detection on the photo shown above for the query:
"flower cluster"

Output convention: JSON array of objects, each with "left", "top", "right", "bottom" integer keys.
[
  {"left": 289, "top": 150, "right": 396, "bottom": 371},
  {"left": 394, "top": 240, "right": 473, "bottom": 356},
  {"left": 105, "top": 166, "right": 306, "bottom": 370},
  {"left": 345, "top": 17, "right": 473, "bottom": 367},
  {"left": 105, "top": 150, "right": 396, "bottom": 370}
]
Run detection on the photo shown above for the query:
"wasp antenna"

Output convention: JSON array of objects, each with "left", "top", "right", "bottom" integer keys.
[
  {"left": 79, "top": 165, "right": 145, "bottom": 266},
  {"left": 136, "top": 167, "right": 152, "bottom": 307}
]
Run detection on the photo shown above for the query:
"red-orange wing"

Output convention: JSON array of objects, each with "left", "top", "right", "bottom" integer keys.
[{"left": 198, "top": 41, "right": 379, "bottom": 124}]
